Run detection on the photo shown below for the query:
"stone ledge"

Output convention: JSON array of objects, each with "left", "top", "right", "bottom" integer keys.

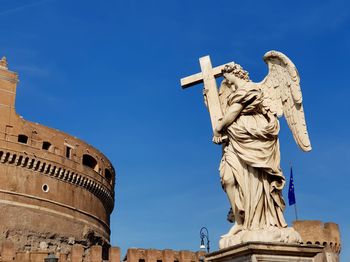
[
  {"left": 0, "top": 148, "right": 114, "bottom": 213},
  {"left": 205, "top": 242, "right": 324, "bottom": 262}
]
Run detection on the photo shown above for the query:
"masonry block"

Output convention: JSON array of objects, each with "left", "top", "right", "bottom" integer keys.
[
  {"left": 90, "top": 245, "right": 102, "bottom": 262},
  {"left": 1, "top": 240, "right": 15, "bottom": 261},
  {"left": 109, "top": 247, "right": 120, "bottom": 262},
  {"left": 71, "top": 244, "right": 84, "bottom": 262}
]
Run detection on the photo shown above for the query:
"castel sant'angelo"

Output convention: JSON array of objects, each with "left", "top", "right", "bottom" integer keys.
[
  {"left": 0, "top": 58, "right": 118, "bottom": 261},
  {"left": 0, "top": 57, "right": 342, "bottom": 262}
]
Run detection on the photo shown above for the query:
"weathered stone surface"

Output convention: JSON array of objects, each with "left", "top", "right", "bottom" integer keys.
[
  {"left": 90, "top": 245, "right": 103, "bottom": 262},
  {"left": 0, "top": 241, "right": 122, "bottom": 261},
  {"left": 124, "top": 248, "right": 205, "bottom": 262},
  {"left": 293, "top": 220, "right": 341, "bottom": 261},
  {"left": 219, "top": 227, "right": 302, "bottom": 249},
  {"left": 0, "top": 240, "right": 15, "bottom": 261},
  {"left": 71, "top": 244, "right": 84, "bottom": 261},
  {"left": 109, "top": 247, "right": 120, "bottom": 262},
  {"left": 205, "top": 242, "right": 324, "bottom": 262}
]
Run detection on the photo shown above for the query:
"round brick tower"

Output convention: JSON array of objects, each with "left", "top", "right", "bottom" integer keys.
[{"left": 0, "top": 57, "right": 115, "bottom": 254}]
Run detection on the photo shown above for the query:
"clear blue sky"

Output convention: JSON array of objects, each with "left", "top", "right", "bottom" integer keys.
[{"left": 1, "top": 0, "right": 349, "bottom": 259}]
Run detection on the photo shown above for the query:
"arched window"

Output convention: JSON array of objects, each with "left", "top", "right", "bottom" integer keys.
[
  {"left": 82, "top": 154, "right": 98, "bottom": 171},
  {"left": 105, "top": 169, "right": 112, "bottom": 183},
  {"left": 42, "top": 141, "right": 52, "bottom": 150},
  {"left": 18, "top": 134, "right": 28, "bottom": 144}
]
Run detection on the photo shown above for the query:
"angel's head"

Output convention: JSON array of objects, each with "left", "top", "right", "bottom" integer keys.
[{"left": 222, "top": 64, "right": 250, "bottom": 83}]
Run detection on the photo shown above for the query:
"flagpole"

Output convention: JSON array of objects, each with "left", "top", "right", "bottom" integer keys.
[{"left": 294, "top": 202, "right": 298, "bottom": 221}]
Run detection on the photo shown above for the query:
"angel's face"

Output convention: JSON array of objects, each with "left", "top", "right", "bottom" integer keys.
[
  {"left": 223, "top": 72, "right": 237, "bottom": 85},
  {"left": 224, "top": 79, "right": 237, "bottom": 92}
]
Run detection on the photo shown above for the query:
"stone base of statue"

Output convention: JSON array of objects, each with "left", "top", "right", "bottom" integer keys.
[
  {"left": 219, "top": 227, "right": 302, "bottom": 249},
  {"left": 205, "top": 242, "right": 324, "bottom": 262}
]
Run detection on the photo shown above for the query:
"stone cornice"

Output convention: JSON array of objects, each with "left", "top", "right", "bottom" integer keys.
[{"left": 0, "top": 148, "right": 114, "bottom": 214}]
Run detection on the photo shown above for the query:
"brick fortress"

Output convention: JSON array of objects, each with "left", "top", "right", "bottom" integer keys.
[{"left": 0, "top": 57, "right": 117, "bottom": 260}]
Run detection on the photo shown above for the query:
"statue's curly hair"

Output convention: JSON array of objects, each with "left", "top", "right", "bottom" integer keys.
[{"left": 223, "top": 63, "right": 250, "bottom": 82}]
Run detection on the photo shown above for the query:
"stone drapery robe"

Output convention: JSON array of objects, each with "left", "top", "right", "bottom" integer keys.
[{"left": 219, "top": 82, "right": 288, "bottom": 231}]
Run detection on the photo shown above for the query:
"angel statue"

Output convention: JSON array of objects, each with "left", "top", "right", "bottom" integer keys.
[{"left": 181, "top": 51, "right": 311, "bottom": 248}]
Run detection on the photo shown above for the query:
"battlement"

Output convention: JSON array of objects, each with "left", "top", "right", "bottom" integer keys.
[
  {"left": 293, "top": 220, "right": 341, "bottom": 254},
  {"left": 124, "top": 248, "right": 205, "bottom": 262},
  {"left": 0, "top": 242, "right": 205, "bottom": 262},
  {"left": 0, "top": 240, "right": 121, "bottom": 262}
]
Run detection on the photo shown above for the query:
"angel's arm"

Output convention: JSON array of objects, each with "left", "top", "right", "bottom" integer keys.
[{"left": 215, "top": 103, "right": 243, "bottom": 133}]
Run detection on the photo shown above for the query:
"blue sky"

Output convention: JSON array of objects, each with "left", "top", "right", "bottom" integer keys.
[{"left": 1, "top": 0, "right": 349, "bottom": 259}]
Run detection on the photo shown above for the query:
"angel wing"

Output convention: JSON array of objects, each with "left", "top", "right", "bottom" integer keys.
[{"left": 260, "top": 50, "right": 311, "bottom": 152}]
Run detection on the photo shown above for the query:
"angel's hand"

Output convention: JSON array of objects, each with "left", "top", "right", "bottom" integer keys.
[
  {"left": 212, "top": 133, "right": 223, "bottom": 145},
  {"left": 213, "top": 125, "right": 225, "bottom": 144}
]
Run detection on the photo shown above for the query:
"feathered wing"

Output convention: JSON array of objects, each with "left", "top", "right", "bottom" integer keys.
[{"left": 260, "top": 50, "right": 312, "bottom": 152}]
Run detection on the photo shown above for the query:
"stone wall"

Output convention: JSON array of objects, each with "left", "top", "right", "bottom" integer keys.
[
  {"left": 0, "top": 243, "right": 205, "bottom": 262},
  {"left": 124, "top": 248, "right": 205, "bottom": 262},
  {"left": 293, "top": 220, "right": 341, "bottom": 262},
  {"left": 0, "top": 241, "right": 121, "bottom": 262}
]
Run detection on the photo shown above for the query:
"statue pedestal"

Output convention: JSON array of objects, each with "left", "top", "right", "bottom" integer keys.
[{"left": 205, "top": 242, "right": 324, "bottom": 262}]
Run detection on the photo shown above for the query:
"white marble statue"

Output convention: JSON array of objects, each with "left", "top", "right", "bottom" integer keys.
[{"left": 181, "top": 51, "right": 311, "bottom": 248}]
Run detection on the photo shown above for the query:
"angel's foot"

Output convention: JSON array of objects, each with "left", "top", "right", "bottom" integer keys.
[{"left": 221, "top": 224, "right": 243, "bottom": 238}]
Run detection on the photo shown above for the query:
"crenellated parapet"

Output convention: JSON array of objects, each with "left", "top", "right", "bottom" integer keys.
[
  {"left": 293, "top": 220, "right": 341, "bottom": 261},
  {"left": 0, "top": 240, "right": 121, "bottom": 262},
  {"left": 124, "top": 248, "right": 206, "bottom": 262}
]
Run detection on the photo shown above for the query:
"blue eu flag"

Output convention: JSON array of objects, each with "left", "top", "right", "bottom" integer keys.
[{"left": 288, "top": 167, "right": 296, "bottom": 206}]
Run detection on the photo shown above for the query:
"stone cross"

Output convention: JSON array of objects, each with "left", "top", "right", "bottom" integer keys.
[{"left": 180, "top": 55, "right": 234, "bottom": 133}]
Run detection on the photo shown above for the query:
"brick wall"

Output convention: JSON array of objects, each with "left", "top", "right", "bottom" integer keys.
[
  {"left": 0, "top": 241, "right": 120, "bottom": 262},
  {"left": 124, "top": 248, "right": 205, "bottom": 262}
]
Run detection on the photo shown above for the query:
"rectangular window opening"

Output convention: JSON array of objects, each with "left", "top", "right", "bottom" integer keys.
[
  {"left": 66, "top": 146, "right": 72, "bottom": 159},
  {"left": 18, "top": 134, "right": 28, "bottom": 144}
]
